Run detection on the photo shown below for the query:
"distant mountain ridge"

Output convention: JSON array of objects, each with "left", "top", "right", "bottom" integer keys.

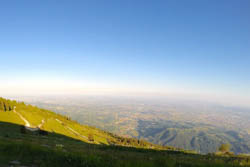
[{"left": 137, "top": 120, "right": 250, "bottom": 154}]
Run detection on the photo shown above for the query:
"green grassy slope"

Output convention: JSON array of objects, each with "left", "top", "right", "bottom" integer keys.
[
  {"left": 34, "top": 99, "right": 250, "bottom": 154},
  {"left": 0, "top": 97, "right": 172, "bottom": 149},
  {"left": 0, "top": 97, "right": 250, "bottom": 167},
  {"left": 1, "top": 121, "right": 250, "bottom": 167}
]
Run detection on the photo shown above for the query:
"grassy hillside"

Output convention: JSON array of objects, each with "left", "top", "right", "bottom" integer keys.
[
  {"left": 0, "top": 97, "right": 250, "bottom": 167},
  {"left": 31, "top": 97, "right": 250, "bottom": 154},
  {"left": 0, "top": 97, "right": 175, "bottom": 149}
]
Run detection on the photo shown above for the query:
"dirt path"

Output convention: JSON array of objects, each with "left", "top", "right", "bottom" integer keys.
[
  {"left": 13, "top": 107, "right": 31, "bottom": 127},
  {"left": 38, "top": 119, "right": 45, "bottom": 128},
  {"left": 55, "top": 119, "right": 88, "bottom": 140},
  {"left": 13, "top": 106, "right": 44, "bottom": 131}
]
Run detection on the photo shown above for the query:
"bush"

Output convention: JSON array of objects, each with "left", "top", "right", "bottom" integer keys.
[{"left": 218, "top": 143, "right": 231, "bottom": 153}]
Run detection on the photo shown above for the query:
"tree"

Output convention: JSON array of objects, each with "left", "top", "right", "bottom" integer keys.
[
  {"left": 0, "top": 101, "right": 4, "bottom": 111},
  {"left": 219, "top": 143, "right": 231, "bottom": 153},
  {"left": 3, "top": 103, "right": 8, "bottom": 111}
]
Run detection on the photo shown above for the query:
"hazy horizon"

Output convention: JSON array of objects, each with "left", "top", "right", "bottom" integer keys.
[{"left": 0, "top": 0, "right": 249, "bottom": 107}]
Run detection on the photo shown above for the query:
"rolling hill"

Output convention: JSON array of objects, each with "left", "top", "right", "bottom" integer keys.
[
  {"left": 0, "top": 97, "right": 165, "bottom": 149},
  {"left": 0, "top": 97, "right": 250, "bottom": 167},
  {"left": 137, "top": 120, "right": 250, "bottom": 154},
  {"left": 24, "top": 96, "right": 250, "bottom": 154}
]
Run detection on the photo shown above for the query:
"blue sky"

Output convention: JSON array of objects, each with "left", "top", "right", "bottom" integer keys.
[{"left": 0, "top": 0, "right": 249, "bottom": 106}]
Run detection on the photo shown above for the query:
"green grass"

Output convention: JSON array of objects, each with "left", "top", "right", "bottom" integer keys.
[
  {"left": 0, "top": 111, "right": 24, "bottom": 125},
  {"left": 14, "top": 104, "right": 118, "bottom": 144},
  {"left": 0, "top": 121, "right": 250, "bottom": 167},
  {"left": 1, "top": 137, "right": 249, "bottom": 167},
  {"left": 0, "top": 97, "right": 250, "bottom": 167}
]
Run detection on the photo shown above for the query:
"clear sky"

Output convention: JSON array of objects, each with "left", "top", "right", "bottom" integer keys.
[{"left": 0, "top": 0, "right": 249, "bottom": 106}]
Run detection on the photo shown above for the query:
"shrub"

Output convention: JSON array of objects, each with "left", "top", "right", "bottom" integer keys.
[{"left": 218, "top": 143, "right": 231, "bottom": 153}]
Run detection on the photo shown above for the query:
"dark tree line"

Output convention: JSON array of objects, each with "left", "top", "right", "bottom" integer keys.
[
  {"left": 0, "top": 97, "right": 16, "bottom": 112},
  {"left": 107, "top": 134, "right": 155, "bottom": 148}
]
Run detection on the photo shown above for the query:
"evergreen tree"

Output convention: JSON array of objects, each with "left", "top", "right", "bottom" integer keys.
[
  {"left": 3, "top": 103, "right": 7, "bottom": 111},
  {"left": 0, "top": 101, "right": 4, "bottom": 111}
]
